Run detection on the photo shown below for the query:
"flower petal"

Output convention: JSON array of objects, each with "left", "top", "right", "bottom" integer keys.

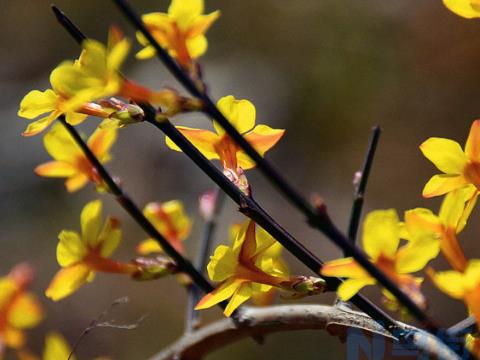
[
  {"left": 7, "top": 294, "right": 43, "bottom": 329},
  {"left": 465, "top": 120, "right": 480, "bottom": 161},
  {"left": 43, "top": 123, "right": 82, "bottom": 162},
  {"left": 65, "top": 174, "right": 89, "bottom": 192},
  {"left": 207, "top": 245, "right": 237, "bottom": 282},
  {"left": 195, "top": 278, "right": 243, "bottom": 310},
  {"left": 439, "top": 186, "right": 478, "bottom": 231},
  {"left": 420, "top": 137, "right": 467, "bottom": 174},
  {"left": 428, "top": 268, "right": 466, "bottom": 299},
  {"left": 136, "top": 239, "right": 163, "bottom": 255},
  {"left": 43, "top": 332, "right": 75, "bottom": 360},
  {"left": 321, "top": 257, "right": 368, "bottom": 278},
  {"left": 81, "top": 200, "right": 102, "bottom": 247},
  {"left": 395, "top": 240, "right": 440, "bottom": 274},
  {"left": 87, "top": 127, "right": 117, "bottom": 161},
  {"left": 21, "top": 112, "right": 59, "bottom": 137},
  {"left": 166, "top": 126, "right": 219, "bottom": 160},
  {"left": 186, "top": 34, "right": 207, "bottom": 58},
  {"left": 362, "top": 209, "right": 400, "bottom": 260},
  {"left": 187, "top": 11, "right": 220, "bottom": 38},
  {"left": 169, "top": 0, "right": 203, "bottom": 27},
  {"left": 224, "top": 283, "right": 252, "bottom": 317},
  {"left": 443, "top": 0, "right": 480, "bottom": 18},
  {"left": 35, "top": 161, "right": 77, "bottom": 178},
  {"left": 45, "top": 264, "right": 92, "bottom": 301},
  {"left": 65, "top": 111, "right": 88, "bottom": 126},
  {"left": 18, "top": 89, "right": 57, "bottom": 119},
  {"left": 214, "top": 96, "right": 256, "bottom": 136},
  {"left": 98, "top": 217, "right": 122, "bottom": 258},
  {"left": 337, "top": 278, "right": 375, "bottom": 301},
  {"left": 422, "top": 174, "right": 468, "bottom": 198},
  {"left": 57, "top": 230, "right": 86, "bottom": 267}
]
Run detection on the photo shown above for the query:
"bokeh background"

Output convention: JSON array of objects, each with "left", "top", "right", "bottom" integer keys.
[{"left": 2, "top": 1, "right": 480, "bottom": 359}]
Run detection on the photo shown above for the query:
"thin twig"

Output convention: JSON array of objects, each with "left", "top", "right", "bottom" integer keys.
[
  {"left": 186, "top": 189, "right": 226, "bottom": 332},
  {"left": 109, "top": 0, "right": 442, "bottom": 334},
  {"left": 447, "top": 316, "right": 478, "bottom": 337},
  {"left": 346, "top": 126, "right": 381, "bottom": 254},
  {"left": 68, "top": 297, "right": 146, "bottom": 360}
]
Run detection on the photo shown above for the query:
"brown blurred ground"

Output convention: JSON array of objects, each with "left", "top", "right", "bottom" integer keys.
[{"left": 1, "top": 1, "right": 480, "bottom": 359}]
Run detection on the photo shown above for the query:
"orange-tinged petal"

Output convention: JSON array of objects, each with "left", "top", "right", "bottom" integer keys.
[
  {"left": 45, "top": 264, "right": 92, "bottom": 301},
  {"left": 3, "top": 327, "right": 25, "bottom": 349},
  {"left": 224, "top": 283, "right": 252, "bottom": 317},
  {"left": 65, "top": 174, "right": 89, "bottom": 192},
  {"left": 214, "top": 96, "right": 256, "bottom": 136},
  {"left": 420, "top": 137, "right": 467, "bottom": 174},
  {"left": 166, "top": 126, "right": 219, "bottom": 160},
  {"left": 441, "top": 230, "right": 468, "bottom": 272},
  {"left": 195, "top": 278, "right": 243, "bottom": 310},
  {"left": 43, "top": 332, "right": 76, "bottom": 360},
  {"left": 87, "top": 127, "right": 117, "bottom": 161},
  {"left": 422, "top": 174, "right": 468, "bottom": 198},
  {"left": 337, "top": 278, "right": 375, "bottom": 301},
  {"left": 7, "top": 293, "right": 43, "bottom": 329},
  {"left": 244, "top": 125, "right": 285, "bottom": 156},
  {"left": 465, "top": 120, "right": 480, "bottom": 161},
  {"left": 35, "top": 161, "right": 77, "bottom": 178},
  {"left": 362, "top": 209, "right": 400, "bottom": 260},
  {"left": 18, "top": 89, "right": 57, "bottom": 120},
  {"left": 186, "top": 11, "right": 220, "bottom": 38},
  {"left": 321, "top": 257, "right": 368, "bottom": 278},
  {"left": 443, "top": 0, "right": 480, "bottom": 18}
]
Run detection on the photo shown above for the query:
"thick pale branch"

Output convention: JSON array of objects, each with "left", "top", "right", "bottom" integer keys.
[{"left": 150, "top": 305, "right": 460, "bottom": 360}]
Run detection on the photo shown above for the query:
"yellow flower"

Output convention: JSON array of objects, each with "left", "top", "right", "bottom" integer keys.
[
  {"left": 404, "top": 187, "right": 476, "bottom": 272},
  {"left": 50, "top": 29, "right": 130, "bottom": 108},
  {"left": 321, "top": 209, "right": 435, "bottom": 307},
  {"left": 50, "top": 27, "right": 192, "bottom": 114},
  {"left": 136, "top": 0, "right": 220, "bottom": 67},
  {"left": 443, "top": 0, "right": 480, "bottom": 18},
  {"left": 166, "top": 95, "right": 284, "bottom": 176},
  {"left": 35, "top": 123, "right": 117, "bottom": 192},
  {"left": 46, "top": 200, "right": 133, "bottom": 301},
  {"left": 429, "top": 260, "right": 480, "bottom": 330},
  {"left": 195, "top": 220, "right": 289, "bottom": 316},
  {"left": 136, "top": 200, "right": 192, "bottom": 255},
  {"left": 42, "top": 332, "right": 76, "bottom": 360},
  {"left": 0, "top": 264, "right": 43, "bottom": 356},
  {"left": 420, "top": 120, "right": 480, "bottom": 199}
]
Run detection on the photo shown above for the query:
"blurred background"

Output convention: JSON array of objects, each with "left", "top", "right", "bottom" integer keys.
[{"left": 1, "top": 0, "right": 480, "bottom": 358}]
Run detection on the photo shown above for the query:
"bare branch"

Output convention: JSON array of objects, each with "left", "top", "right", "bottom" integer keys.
[{"left": 150, "top": 305, "right": 461, "bottom": 360}]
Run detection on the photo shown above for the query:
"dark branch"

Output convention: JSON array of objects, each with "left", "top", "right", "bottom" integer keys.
[
  {"left": 347, "top": 126, "right": 381, "bottom": 251},
  {"left": 186, "top": 190, "right": 226, "bottom": 332}
]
